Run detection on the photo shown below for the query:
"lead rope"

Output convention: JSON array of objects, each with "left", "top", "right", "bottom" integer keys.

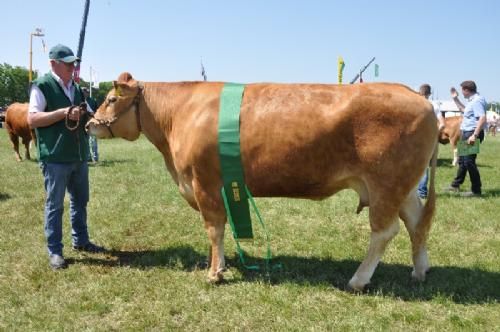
[
  {"left": 65, "top": 102, "right": 88, "bottom": 131},
  {"left": 221, "top": 186, "right": 282, "bottom": 276}
]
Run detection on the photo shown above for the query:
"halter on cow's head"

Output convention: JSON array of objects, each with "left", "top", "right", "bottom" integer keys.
[{"left": 86, "top": 72, "right": 142, "bottom": 140}]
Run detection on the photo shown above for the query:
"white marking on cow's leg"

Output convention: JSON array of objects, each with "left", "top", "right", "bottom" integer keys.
[
  {"left": 348, "top": 220, "right": 400, "bottom": 291},
  {"left": 399, "top": 193, "right": 429, "bottom": 281},
  {"left": 452, "top": 148, "right": 458, "bottom": 166},
  {"left": 205, "top": 221, "right": 225, "bottom": 283}
]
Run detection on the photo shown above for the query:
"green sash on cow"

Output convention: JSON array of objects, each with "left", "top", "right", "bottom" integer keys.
[
  {"left": 218, "top": 83, "right": 253, "bottom": 239},
  {"left": 218, "top": 83, "right": 279, "bottom": 272}
]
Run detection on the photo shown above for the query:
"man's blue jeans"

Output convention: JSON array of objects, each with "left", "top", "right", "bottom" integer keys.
[
  {"left": 40, "top": 161, "right": 90, "bottom": 256},
  {"left": 89, "top": 135, "right": 99, "bottom": 162},
  {"left": 418, "top": 167, "right": 429, "bottom": 198}
]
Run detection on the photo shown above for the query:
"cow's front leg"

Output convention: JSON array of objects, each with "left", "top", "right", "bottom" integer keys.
[
  {"left": 191, "top": 176, "right": 227, "bottom": 283},
  {"left": 204, "top": 220, "right": 226, "bottom": 283}
]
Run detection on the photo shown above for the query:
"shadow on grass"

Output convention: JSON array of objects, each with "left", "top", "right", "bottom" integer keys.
[
  {"left": 0, "top": 192, "right": 12, "bottom": 201},
  {"left": 73, "top": 245, "right": 499, "bottom": 304},
  {"left": 73, "top": 245, "right": 207, "bottom": 271},
  {"left": 437, "top": 188, "right": 500, "bottom": 198},
  {"left": 437, "top": 158, "right": 453, "bottom": 167},
  {"left": 88, "top": 159, "right": 134, "bottom": 167},
  {"left": 438, "top": 158, "right": 492, "bottom": 169}
]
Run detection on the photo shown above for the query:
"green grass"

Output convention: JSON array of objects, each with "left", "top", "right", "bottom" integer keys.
[{"left": 1, "top": 129, "right": 499, "bottom": 331}]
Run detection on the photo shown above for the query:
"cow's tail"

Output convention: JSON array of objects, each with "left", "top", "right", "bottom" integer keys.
[{"left": 416, "top": 141, "right": 438, "bottom": 245}]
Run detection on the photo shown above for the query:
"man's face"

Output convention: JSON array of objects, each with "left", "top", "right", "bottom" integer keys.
[
  {"left": 51, "top": 60, "right": 76, "bottom": 82},
  {"left": 462, "top": 88, "right": 472, "bottom": 98}
]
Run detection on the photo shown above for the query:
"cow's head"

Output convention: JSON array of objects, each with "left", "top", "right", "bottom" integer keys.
[{"left": 86, "top": 72, "right": 142, "bottom": 140}]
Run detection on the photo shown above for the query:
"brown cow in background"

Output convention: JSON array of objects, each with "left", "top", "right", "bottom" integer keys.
[
  {"left": 5, "top": 103, "right": 36, "bottom": 161},
  {"left": 439, "top": 116, "right": 462, "bottom": 166}
]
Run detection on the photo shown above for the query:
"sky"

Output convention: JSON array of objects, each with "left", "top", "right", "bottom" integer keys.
[{"left": 1, "top": 0, "right": 499, "bottom": 101}]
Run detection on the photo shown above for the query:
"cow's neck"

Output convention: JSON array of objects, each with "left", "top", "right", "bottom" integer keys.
[{"left": 139, "top": 82, "right": 203, "bottom": 185}]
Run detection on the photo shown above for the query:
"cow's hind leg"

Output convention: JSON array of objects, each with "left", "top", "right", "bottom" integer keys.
[
  {"left": 348, "top": 203, "right": 400, "bottom": 291},
  {"left": 399, "top": 192, "right": 430, "bottom": 281},
  {"left": 22, "top": 137, "right": 31, "bottom": 160}
]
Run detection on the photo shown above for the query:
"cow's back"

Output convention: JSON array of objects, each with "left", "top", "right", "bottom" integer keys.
[{"left": 5, "top": 103, "right": 31, "bottom": 137}]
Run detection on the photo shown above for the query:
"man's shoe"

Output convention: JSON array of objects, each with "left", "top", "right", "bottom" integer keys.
[
  {"left": 460, "top": 191, "right": 481, "bottom": 198},
  {"left": 73, "top": 242, "right": 106, "bottom": 253},
  {"left": 445, "top": 185, "right": 460, "bottom": 193},
  {"left": 49, "top": 254, "right": 67, "bottom": 270}
]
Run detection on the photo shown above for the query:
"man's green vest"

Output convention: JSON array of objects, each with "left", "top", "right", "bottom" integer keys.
[{"left": 33, "top": 73, "right": 90, "bottom": 162}]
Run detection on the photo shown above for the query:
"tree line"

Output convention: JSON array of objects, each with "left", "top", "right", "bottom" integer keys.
[{"left": 0, "top": 63, "right": 112, "bottom": 110}]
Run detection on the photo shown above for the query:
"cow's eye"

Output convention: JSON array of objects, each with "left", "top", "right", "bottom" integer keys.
[{"left": 108, "top": 96, "right": 117, "bottom": 103}]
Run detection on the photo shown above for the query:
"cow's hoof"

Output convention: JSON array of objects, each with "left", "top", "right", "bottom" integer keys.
[
  {"left": 411, "top": 269, "right": 428, "bottom": 282},
  {"left": 347, "top": 277, "right": 367, "bottom": 292},
  {"left": 207, "top": 271, "right": 224, "bottom": 284}
]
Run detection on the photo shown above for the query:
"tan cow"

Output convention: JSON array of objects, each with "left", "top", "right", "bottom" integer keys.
[
  {"left": 5, "top": 103, "right": 36, "bottom": 161},
  {"left": 438, "top": 116, "right": 462, "bottom": 166},
  {"left": 87, "top": 73, "right": 438, "bottom": 291}
]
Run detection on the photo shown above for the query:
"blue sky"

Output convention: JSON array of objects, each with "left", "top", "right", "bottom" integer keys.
[{"left": 1, "top": 0, "right": 499, "bottom": 101}]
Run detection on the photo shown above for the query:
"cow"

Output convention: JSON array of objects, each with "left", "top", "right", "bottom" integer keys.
[
  {"left": 87, "top": 73, "right": 438, "bottom": 291},
  {"left": 5, "top": 103, "right": 36, "bottom": 161},
  {"left": 487, "top": 111, "right": 499, "bottom": 137},
  {"left": 438, "top": 116, "right": 462, "bottom": 166}
]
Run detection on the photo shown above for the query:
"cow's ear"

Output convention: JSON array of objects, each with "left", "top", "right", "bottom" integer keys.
[{"left": 117, "top": 72, "right": 133, "bottom": 83}]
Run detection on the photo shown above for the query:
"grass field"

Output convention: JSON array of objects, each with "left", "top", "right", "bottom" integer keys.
[{"left": 1, "top": 129, "right": 499, "bottom": 331}]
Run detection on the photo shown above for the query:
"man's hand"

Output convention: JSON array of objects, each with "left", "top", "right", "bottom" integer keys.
[
  {"left": 467, "top": 134, "right": 476, "bottom": 145},
  {"left": 450, "top": 87, "right": 459, "bottom": 99},
  {"left": 65, "top": 106, "right": 85, "bottom": 121}
]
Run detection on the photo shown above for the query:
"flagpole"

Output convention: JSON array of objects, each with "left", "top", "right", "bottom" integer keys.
[
  {"left": 350, "top": 57, "right": 376, "bottom": 84},
  {"left": 89, "top": 66, "right": 93, "bottom": 98},
  {"left": 74, "top": 0, "right": 90, "bottom": 83}
]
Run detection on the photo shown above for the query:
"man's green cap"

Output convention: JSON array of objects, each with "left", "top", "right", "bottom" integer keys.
[{"left": 49, "top": 44, "right": 80, "bottom": 63}]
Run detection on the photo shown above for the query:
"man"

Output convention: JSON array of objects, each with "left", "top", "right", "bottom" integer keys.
[
  {"left": 447, "top": 80, "right": 487, "bottom": 197},
  {"left": 28, "top": 44, "right": 105, "bottom": 270},
  {"left": 82, "top": 87, "right": 99, "bottom": 162},
  {"left": 417, "top": 84, "right": 445, "bottom": 199}
]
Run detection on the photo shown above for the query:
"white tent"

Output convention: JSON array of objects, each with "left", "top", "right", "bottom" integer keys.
[{"left": 433, "top": 100, "right": 461, "bottom": 117}]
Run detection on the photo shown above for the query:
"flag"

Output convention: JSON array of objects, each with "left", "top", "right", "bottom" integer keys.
[
  {"left": 337, "top": 56, "right": 345, "bottom": 84},
  {"left": 73, "top": 65, "right": 81, "bottom": 83},
  {"left": 374, "top": 63, "right": 379, "bottom": 77},
  {"left": 201, "top": 61, "right": 207, "bottom": 81},
  {"left": 41, "top": 39, "right": 47, "bottom": 53}
]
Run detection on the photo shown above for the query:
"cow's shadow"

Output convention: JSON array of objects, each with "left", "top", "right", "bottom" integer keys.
[
  {"left": 74, "top": 245, "right": 500, "bottom": 304},
  {"left": 88, "top": 159, "right": 134, "bottom": 167},
  {"left": 0, "top": 192, "right": 12, "bottom": 201}
]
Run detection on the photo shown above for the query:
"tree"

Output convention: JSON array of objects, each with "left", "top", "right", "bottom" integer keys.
[{"left": 0, "top": 63, "right": 35, "bottom": 107}]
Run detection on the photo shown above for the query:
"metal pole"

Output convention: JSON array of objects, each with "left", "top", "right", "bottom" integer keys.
[
  {"left": 74, "top": 0, "right": 90, "bottom": 82},
  {"left": 89, "top": 66, "right": 93, "bottom": 98},
  {"left": 29, "top": 33, "right": 33, "bottom": 82},
  {"left": 350, "top": 57, "right": 376, "bottom": 84},
  {"left": 29, "top": 29, "right": 44, "bottom": 83}
]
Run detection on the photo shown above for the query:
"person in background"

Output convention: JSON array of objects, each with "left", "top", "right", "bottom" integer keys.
[
  {"left": 417, "top": 84, "right": 445, "bottom": 199},
  {"left": 82, "top": 87, "right": 99, "bottom": 162},
  {"left": 27, "top": 44, "right": 106, "bottom": 270},
  {"left": 447, "top": 80, "right": 487, "bottom": 197}
]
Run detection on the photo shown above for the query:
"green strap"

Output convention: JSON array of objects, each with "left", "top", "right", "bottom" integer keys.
[
  {"left": 218, "top": 83, "right": 253, "bottom": 239},
  {"left": 218, "top": 83, "right": 281, "bottom": 273}
]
